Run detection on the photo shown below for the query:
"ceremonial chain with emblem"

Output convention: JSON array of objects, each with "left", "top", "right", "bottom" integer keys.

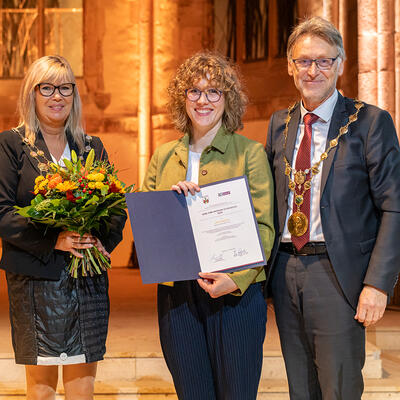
[
  {"left": 12, "top": 127, "right": 93, "bottom": 173},
  {"left": 283, "top": 99, "right": 364, "bottom": 237}
]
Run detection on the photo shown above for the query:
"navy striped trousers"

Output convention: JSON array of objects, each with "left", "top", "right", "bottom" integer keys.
[{"left": 158, "top": 281, "right": 267, "bottom": 400}]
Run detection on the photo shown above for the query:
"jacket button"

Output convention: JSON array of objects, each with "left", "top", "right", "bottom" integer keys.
[
  {"left": 201, "top": 169, "right": 208, "bottom": 176},
  {"left": 60, "top": 352, "right": 68, "bottom": 361}
]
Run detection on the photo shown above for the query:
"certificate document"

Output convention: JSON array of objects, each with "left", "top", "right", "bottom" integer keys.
[
  {"left": 125, "top": 176, "right": 265, "bottom": 284},
  {"left": 186, "top": 177, "right": 265, "bottom": 273}
]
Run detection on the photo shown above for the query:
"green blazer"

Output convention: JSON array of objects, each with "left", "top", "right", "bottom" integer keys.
[{"left": 142, "top": 126, "right": 275, "bottom": 295}]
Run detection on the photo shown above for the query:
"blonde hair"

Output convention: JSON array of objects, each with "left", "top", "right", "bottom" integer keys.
[
  {"left": 167, "top": 52, "right": 248, "bottom": 134},
  {"left": 16, "top": 55, "right": 85, "bottom": 151}
]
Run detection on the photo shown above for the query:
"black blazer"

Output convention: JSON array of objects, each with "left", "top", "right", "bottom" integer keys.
[
  {"left": 0, "top": 127, "right": 126, "bottom": 279},
  {"left": 266, "top": 93, "right": 400, "bottom": 308}
]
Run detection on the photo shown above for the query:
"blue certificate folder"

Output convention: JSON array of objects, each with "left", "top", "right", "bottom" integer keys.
[{"left": 125, "top": 176, "right": 265, "bottom": 284}]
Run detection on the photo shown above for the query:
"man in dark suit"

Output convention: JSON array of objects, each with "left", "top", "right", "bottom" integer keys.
[{"left": 265, "top": 16, "right": 400, "bottom": 399}]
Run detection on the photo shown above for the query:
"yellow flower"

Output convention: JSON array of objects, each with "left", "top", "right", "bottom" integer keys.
[
  {"left": 35, "top": 175, "right": 45, "bottom": 184},
  {"left": 95, "top": 181, "right": 104, "bottom": 189},
  {"left": 34, "top": 178, "right": 49, "bottom": 194},
  {"left": 88, "top": 182, "right": 96, "bottom": 189},
  {"left": 87, "top": 173, "right": 105, "bottom": 182},
  {"left": 56, "top": 181, "right": 78, "bottom": 192}
]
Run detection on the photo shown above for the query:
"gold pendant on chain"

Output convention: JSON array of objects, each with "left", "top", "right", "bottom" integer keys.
[
  {"left": 288, "top": 211, "right": 308, "bottom": 236},
  {"left": 294, "top": 170, "right": 306, "bottom": 185}
]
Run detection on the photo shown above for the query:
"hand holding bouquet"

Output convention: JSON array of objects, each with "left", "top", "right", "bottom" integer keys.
[{"left": 15, "top": 149, "right": 133, "bottom": 278}]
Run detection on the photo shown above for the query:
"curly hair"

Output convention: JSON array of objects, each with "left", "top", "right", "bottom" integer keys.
[{"left": 167, "top": 52, "right": 248, "bottom": 134}]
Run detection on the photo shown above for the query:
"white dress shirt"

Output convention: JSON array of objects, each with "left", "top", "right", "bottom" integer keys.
[
  {"left": 50, "top": 142, "right": 71, "bottom": 167},
  {"left": 282, "top": 89, "right": 338, "bottom": 242}
]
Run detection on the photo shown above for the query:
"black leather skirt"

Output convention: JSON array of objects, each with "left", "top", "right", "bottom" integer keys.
[{"left": 6, "top": 267, "right": 109, "bottom": 365}]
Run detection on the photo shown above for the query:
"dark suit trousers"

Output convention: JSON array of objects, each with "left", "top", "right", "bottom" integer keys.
[
  {"left": 157, "top": 281, "right": 267, "bottom": 400},
  {"left": 271, "top": 251, "right": 365, "bottom": 400}
]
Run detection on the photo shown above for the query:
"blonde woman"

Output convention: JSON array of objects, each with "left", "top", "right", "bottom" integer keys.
[
  {"left": 0, "top": 55, "right": 126, "bottom": 399},
  {"left": 142, "top": 52, "right": 275, "bottom": 400}
]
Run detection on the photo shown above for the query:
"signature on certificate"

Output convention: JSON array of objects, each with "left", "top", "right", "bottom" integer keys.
[
  {"left": 234, "top": 248, "right": 248, "bottom": 257},
  {"left": 211, "top": 253, "right": 224, "bottom": 263}
]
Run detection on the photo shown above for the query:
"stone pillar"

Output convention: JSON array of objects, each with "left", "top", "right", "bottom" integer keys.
[
  {"left": 395, "top": 0, "right": 400, "bottom": 134},
  {"left": 296, "top": 0, "right": 323, "bottom": 17},
  {"left": 323, "top": 0, "right": 339, "bottom": 26},
  {"left": 358, "top": 0, "right": 378, "bottom": 105},
  {"left": 137, "top": 0, "right": 153, "bottom": 186},
  {"left": 151, "top": 0, "right": 180, "bottom": 149},
  {"left": 377, "top": 0, "right": 395, "bottom": 116}
]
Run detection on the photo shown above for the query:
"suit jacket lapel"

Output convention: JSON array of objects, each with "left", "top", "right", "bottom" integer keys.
[
  {"left": 320, "top": 93, "right": 347, "bottom": 195},
  {"left": 285, "top": 104, "right": 301, "bottom": 166},
  {"left": 174, "top": 134, "right": 189, "bottom": 171}
]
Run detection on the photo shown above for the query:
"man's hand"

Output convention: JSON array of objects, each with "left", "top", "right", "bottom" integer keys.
[
  {"left": 354, "top": 285, "right": 388, "bottom": 327},
  {"left": 197, "top": 272, "right": 239, "bottom": 298}
]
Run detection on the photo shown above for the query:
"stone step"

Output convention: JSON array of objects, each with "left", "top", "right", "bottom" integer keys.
[
  {"left": 367, "top": 326, "right": 400, "bottom": 350},
  {"left": 0, "top": 342, "right": 383, "bottom": 385},
  {"left": 0, "top": 377, "right": 400, "bottom": 400},
  {"left": 366, "top": 309, "right": 400, "bottom": 350}
]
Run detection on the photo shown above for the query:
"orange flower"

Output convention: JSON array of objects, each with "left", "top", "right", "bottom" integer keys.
[{"left": 48, "top": 173, "right": 63, "bottom": 189}]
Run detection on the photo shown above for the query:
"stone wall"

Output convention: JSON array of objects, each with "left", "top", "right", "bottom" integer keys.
[{"left": 0, "top": 0, "right": 398, "bottom": 266}]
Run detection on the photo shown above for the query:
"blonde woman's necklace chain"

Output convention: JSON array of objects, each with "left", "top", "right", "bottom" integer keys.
[{"left": 13, "top": 128, "right": 93, "bottom": 173}]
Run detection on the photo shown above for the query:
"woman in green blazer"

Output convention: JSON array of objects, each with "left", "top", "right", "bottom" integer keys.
[{"left": 142, "top": 52, "right": 274, "bottom": 400}]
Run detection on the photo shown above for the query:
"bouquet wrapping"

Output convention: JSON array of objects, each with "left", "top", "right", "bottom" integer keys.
[{"left": 15, "top": 149, "right": 132, "bottom": 278}]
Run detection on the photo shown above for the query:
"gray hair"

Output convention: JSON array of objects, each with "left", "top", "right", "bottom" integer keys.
[
  {"left": 287, "top": 16, "right": 346, "bottom": 61},
  {"left": 16, "top": 55, "right": 85, "bottom": 151}
]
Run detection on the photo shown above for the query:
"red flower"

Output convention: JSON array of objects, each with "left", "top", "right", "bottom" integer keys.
[
  {"left": 108, "top": 182, "right": 120, "bottom": 193},
  {"left": 66, "top": 190, "right": 76, "bottom": 202}
]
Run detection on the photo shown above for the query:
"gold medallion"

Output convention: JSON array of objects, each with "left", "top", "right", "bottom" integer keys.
[
  {"left": 288, "top": 212, "right": 308, "bottom": 236},
  {"left": 294, "top": 170, "right": 306, "bottom": 185}
]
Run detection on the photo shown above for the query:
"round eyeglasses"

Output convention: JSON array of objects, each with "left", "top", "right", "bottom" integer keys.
[
  {"left": 185, "top": 88, "right": 222, "bottom": 103},
  {"left": 36, "top": 83, "right": 75, "bottom": 97},
  {"left": 291, "top": 55, "right": 340, "bottom": 71}
]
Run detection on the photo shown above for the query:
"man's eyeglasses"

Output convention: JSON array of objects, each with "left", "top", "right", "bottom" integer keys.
[
  {"left": 291, "top": 55, "right": 340, "bottom": 71},
  {"left": 36, "top": 83, "right": 75, "bottom": 97},
  {"left": 185, "top": 88, "right": 222, "bottom": 103}
]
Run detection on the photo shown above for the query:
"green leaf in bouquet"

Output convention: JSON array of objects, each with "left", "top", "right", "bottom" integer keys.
[
  {"left": 100, "top": 185, "right": 109, "bottom": 196},
  {"left": 94, "top": 208, "right": 110, "bottom": 218},
  {"left": 33, "top": 198, "right": 54, "bottom": 212},
  {"left": 84, "top": 195, "right": 100, "bottom": 207},
  {"left": 31, "top": 194, "right": 45, "bottom": 206},
  {"left": 63, "top": 158, "right": 74, "bottom": 172},
  {"left": 14, "top": 205, "right": 32, "bottom": 218},
  {"left": 106, "top": 197, "right": 125, "bottom": 209}
]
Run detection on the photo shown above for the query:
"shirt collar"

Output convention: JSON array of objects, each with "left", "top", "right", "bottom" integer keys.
[
  {"left": 180, "top": 125, "right": 232, "bottom": 154},
  {"left": 300, "top": 89, "right": 338, "bottom": 123}
]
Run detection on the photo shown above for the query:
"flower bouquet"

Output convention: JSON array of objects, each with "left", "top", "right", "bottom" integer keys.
[{"left": 15, "top": 149, "right": 133, "bottom": 278}]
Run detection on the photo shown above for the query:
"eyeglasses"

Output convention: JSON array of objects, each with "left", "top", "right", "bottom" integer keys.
[
  {"left": 36, "top": 83, "right": 75, "bottom": 97},
  {"left": 291, "top": 55, "right": 340, "bottom": 70},
  {"left": 185, "top": 88, "right": 222, "bottom": 103}
]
